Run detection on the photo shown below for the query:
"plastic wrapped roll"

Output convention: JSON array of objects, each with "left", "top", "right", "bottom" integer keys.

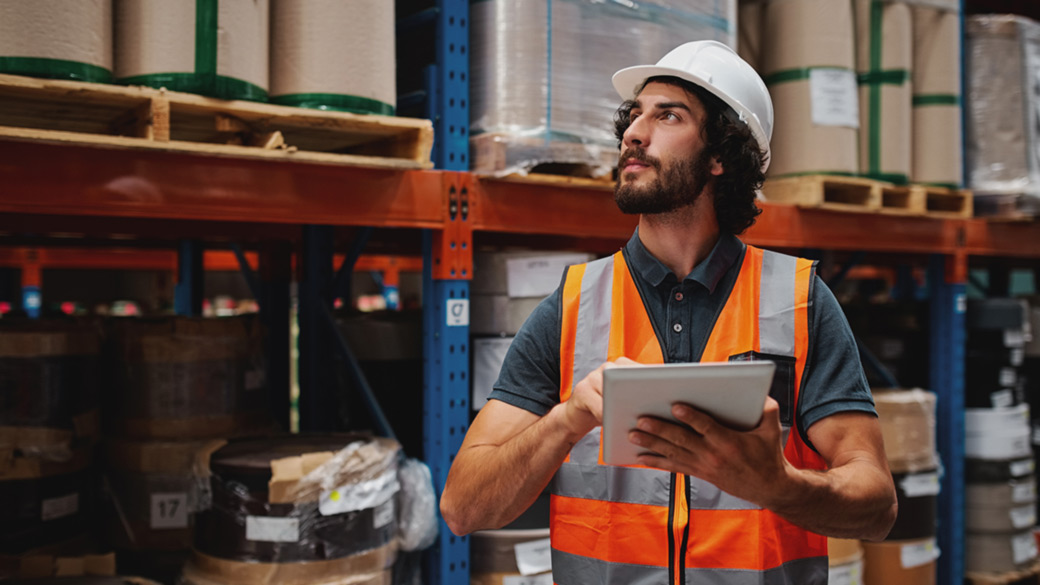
[
  {"left": 911, "top": 5, "right": 962, "bottom": 187},
  {"left": 966, "top": 531, "right": 1038, "bottom": 574},
  {"left": 0, "top": 448, "right": 94, "bottom": 554},
  {"left": 0, "top": 0, "right": 112, "bottom": 83},
  {"left": 887, "top": 469, "right": 939, "bottom": 540},
  {"left": 114, "top": 0, "right": 269, "bottom": 101},
  {"left": 106, "top": 316, "right": 269, "bottom": 440},
  {"left": 762, "top": 0, "right": 858, "bottom": 178},
  {"left": 0, "top": 321, "right": 101, "bottom": 461},
  {"left": 871, "top": 389, "right": 937, "bottom": 474},
  {"left": 854, "top": 0, "right": 912, "bottom": 184},
  {"left": 270, "top": 0, "right": 395, "bottom": 115}
]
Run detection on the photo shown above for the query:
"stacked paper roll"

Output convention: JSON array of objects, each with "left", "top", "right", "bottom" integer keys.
[
  {"left": 911, "top": 4, "right": 962, "bottom": 187},
  {"left": 828, "top": 538, "right": 864, "bottom": 585},
  {"left": 737, "top": 0, "right": 766, "bottom": 73},
  {"left": 761, "top": 0, "right": 858, "bottom": 178},
  {"left": 270, "top": 0, "right": 396, "bottom": 114},
  {"left": 854, "top": 0, "right": 912, "bottom": 184},
  {"left": 114, "top": 0, "right": 269, "bottom": 101},
  {"left": 0, "top": 0, "right": 112, "bottom": 82}
]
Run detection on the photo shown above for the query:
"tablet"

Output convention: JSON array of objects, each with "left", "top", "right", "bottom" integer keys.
[{"left": 601, "top": 361, "right": 776, "bottom": 466}]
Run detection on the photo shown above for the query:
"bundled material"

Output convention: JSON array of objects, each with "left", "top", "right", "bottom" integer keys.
[
  {"left": 966, "top": 15, "right": 1040, "bottom": 199},
  {"left": 470, "top": 0, "right": 733, "bottom": 177},
  {"left": 967, "top": 298, "right": 1031, "bottom": 408},
  {"left": 760, "top": 0, "right": 858, "bottom": 178},
  {"left": 861, "top": 538, "right": 938, "bottom": 585},
  {"left": 0, "top": 0, "right": 113, "bottom": 83},
  {"left": 106, "top": 316, "right": 269, "bottom": 440},
  {"left": 270, "top": 0, "right": 395, "bottom": 114},
  {"left": 0, "top": 551, "right": 115, "bottom": 580},
  {"left": 828, "top": 538, "right": 863, "bottom": 585},
  {"left": 184, "top": 435, "right": 402, "bottom": 585},
  {"left": 965, "top": 404, "right": 1032, "bottom": 461},
  {"left": 471, "top": 528, "right": 552, "bottom": 585},
  {"left": 854, "top": 0, "right": 912, "bottom": 184},
  {"left": 966, "top": 531, "right": 1039, "bottom": 573},
  {"left": 871, "top": 389, "right": 937, "bottom": 473},
  {"left": 114, "top": 0, "right": 269, "bottom": 101},
  {"left": 911, "top": 3, "right": 962, "bottom": 187},
  {"left": 473, "top": 337, "right": 513, "bottom": 411},
  {"left": 0, "top": 321, "right": 101, "bottom": 462}
]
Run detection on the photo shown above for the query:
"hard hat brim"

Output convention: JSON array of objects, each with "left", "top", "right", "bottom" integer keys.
[{"left": 611, "top": 64, "right": 772, "bottom": 173}]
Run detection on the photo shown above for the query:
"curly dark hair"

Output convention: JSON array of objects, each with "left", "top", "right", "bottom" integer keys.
[{"left": 613, "top": 76, "right": 766, "bottom": 235}]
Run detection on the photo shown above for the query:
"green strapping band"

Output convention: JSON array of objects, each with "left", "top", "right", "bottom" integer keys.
[
  {"left": 0, "top": 57, "right": 112, "bottom": 83},
  {"left": 195, "top": 0, "right": 218, "bottom": 78},
  {"left": 762, "top": 67, "right": 854, "bottom": 87},
  {"left": 117, "top": 73, "right": 268, "bottom": 102},
  {"left": 860, "top": 172, "right": 909, "bottom": 185},
  {"left": 913, "top": 94, "right": 960, "bottom": 107},
  {"left": 271, "top": 93, "right": 395, "bottom": 116},
  {"left": 857, "top": 69, "right": 910, "bottom": 85},
  {"left": 919, "top": 182, "right": 962, "bottom": 189},
  {"left": 868, "top": 0, "right": 883, "bottom": 177}
]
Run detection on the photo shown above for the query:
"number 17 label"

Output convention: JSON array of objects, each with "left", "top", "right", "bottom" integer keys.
[{"left": 150, "top": 492, "right": 189, "bottom": 529}]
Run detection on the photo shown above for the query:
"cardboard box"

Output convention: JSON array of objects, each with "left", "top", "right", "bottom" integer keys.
[{"left": 862, "top": 538, "right": 938, "bottom": 585}]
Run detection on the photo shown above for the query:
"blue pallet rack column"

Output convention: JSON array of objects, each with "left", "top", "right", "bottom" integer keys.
[
  {"left": 427, "top": 0, "right": 470, "bottom": 171},
  {"left": 258, "top": 242, "right": 293, "bottom": 432},
  {"left": 174, "top": 240, "right": 204, "bottom": 316},
  {"left": 423, "top": 171, "right": 473, "bottom": 585},
  {"left": 930, "top": 253, "right": 966, "bottom": 585},
  {"left": 298, "top": 225, "right": 339, "bottom": 432}
]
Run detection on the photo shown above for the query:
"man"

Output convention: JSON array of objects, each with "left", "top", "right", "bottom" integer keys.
[{"left": 441, "top": 41, "right": 897, "bottom": 584}]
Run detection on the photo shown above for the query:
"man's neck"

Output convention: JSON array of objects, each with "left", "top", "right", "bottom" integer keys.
[{"left": 637, "top": 200, "right": 720, "bottom": 280}]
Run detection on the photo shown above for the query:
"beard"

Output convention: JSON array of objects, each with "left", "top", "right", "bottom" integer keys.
[{"left": 614, "top": 147, "right": 714, "bottom": 215}]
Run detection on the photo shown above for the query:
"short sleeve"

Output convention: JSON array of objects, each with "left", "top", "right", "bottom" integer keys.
[
  {"left": 486, "top": 286, "right": 563, "bottom": 416},
  {"left": 797, "top": 276, "right": 877, "bottom": 450}
]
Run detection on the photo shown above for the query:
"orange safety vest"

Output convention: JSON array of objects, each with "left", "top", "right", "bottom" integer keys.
[{"left": 552, "top": 244, "right": 829, "bottom": 585}]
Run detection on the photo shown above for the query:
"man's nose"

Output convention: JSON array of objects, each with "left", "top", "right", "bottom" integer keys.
[{"left": 623, "top": 116, "right": 648, "bottom": 148}]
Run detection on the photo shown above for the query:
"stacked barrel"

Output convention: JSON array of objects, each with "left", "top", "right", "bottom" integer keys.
[
  {"left": 0, "top": 321, "right": 102, "bottom": 573},
  {"left": 964, "top": 299, "right": 1039, "bottom": 573},
  {"left": 103, "top": 316, "right": 269, "bottom": 582}
]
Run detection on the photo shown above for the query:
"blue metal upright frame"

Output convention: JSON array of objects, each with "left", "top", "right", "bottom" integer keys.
[
  {"left": 930, "top": 255, "right": 966, "bottom": 585},
  {"left": 174, "top": 240, "right": 204, "bottom": 316}
]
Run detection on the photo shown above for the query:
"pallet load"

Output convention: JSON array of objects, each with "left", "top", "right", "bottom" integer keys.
[
  {"left": 865, "top": 389, "right": 940, "bottom": 585},
  {"left": 470, "top": 0, "right": 733, "bottom": 178},
  {"left": 1023, "top": 296, "right": 1040, "bottom": 521},
  {"left": 270, "top": 0, "right": 395, "bottom": 115},
  {"left": 0, "top": 322, "right": 102, "bottom": 560},
  {"left": 966, "top": 15, "right": 1040, "bottom": 218},
  {"left": 114, "top": 0, "right": 269, "bottom": 101},
  {"left": 471, "top": 528, "right": 552, "bottom": 585},
  {"left": 182, "top": 435, "right": 401, "bottom": 585},
  {"left": 853, "top": 0, "right": 912, "bottom": 185},
  {"left": 828, "top": 538, "right": 864, "bottom": 585},
  {"left": 758, "top": 0, "right": 858, "bottom": 179},
  {"left": 0, "top": 0, "right": 113, "bottom": 83},
  {"left": 966, "top": 299, "right": 1030, "bottom": 409},
  {"left": 910, "top": 0, "right": 962, "bottom": 189}
]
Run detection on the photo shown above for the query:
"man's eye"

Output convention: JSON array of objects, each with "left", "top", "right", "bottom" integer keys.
[{"left": 663, "top": 112, "right": 679, "bottom": 121}]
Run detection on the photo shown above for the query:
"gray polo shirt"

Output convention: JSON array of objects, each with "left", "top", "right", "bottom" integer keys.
[{"left": 488, "top": 229, "right": 875, "bottom": 452}]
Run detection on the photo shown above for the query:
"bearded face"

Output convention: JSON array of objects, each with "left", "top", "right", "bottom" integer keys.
[{"left": 614, "top": 145, "right": 715, "bottom": 215}]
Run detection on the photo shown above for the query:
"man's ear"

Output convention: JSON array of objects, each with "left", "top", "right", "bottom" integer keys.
[{"left": 710, "top": 156, "right": 724, "bottom": 176}]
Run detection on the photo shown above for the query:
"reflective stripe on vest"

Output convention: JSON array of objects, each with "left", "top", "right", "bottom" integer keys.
[{"left": 552, "top": 245, "right": 828, "bottom": 584}]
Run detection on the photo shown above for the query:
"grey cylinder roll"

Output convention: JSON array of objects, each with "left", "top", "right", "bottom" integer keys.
[
  {"left": 114, "top": 0, "right": 269, "bottom": 101},
  {"left": 762, "top": 0, "right": 858, "bottom": 178},
  {"left": 270, "top": 0, "right": 396, "bottom": 115},
  {"left": 0, "top": 0, "right": 113, "bottom": 83},
  {"left": 912, "top": 5, "right": 962, "bottom": 187},
  {"left": 855, "top": 0, "right": 912, "bottom": 184}
]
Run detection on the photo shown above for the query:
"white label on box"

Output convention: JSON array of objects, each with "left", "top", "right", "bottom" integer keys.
[
  {"left": 446, "top": 299, "right": 469, "bottom": 327},
  {"left": 1000, "top": 367, "right": 1018, "bottom": 387},
  {"left": 1005, "top": 329, "right": 1026, "bottom": 348},
  {"left": 900, "top": 538, "right": 939, "bottom": 568},
  {"left": 1013, "top": 532, "right": 1039, "bottom": 564},
  {"left": 809, "top": 68, "right": 859, "bottom": 128},
  {"left": 150, "top": 492, "right": 189, "bottom": 529},
  {"left": 41, "top": 493, "right": 78, "bottom": 521},
  {"left": 992, "top": 389, "right": 1015, "bottom": 409},
  {"left": 1012, "top": 348, "right": 1025, "bottom": 366},
  {"left": 1011, "top": 459, "right": 1036, "bottom": 477},
  {"left": 472, "top": 337, "right": 514, "bottom": 411},
  {"left": 505, "top": 254, "right": 589, "bottom": 298},
  {"left": 828, "top": 560, "right": 863, "bottom": 585},
  {"left": 1010, "top": 505, "right": 1036, "bottom": 529},
  {"left": 1013, "top": 481, "right": 1036, "bottom": 503},
  {"left": 900, "top": 472, "right": 941, "bottom": 497},
  {"left": 245, "top": 369, "right": 265, "bottom": 392},
  {"left": 373, "top": 499, "right": 395, "bottom": 529},
  {"left": 503, "top": 574, "right": 553, "bottom": 585},
  {"left": 246, "top": 516, "right": 299, "bottom": 543},
  {"left": 514, "top": 538, "right": 552, "bottom": 576}
]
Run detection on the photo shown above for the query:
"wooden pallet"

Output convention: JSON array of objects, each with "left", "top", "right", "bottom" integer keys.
[
  {"left": 920, "top": 185, "right": 973, "bottom": 219},
  {"left": 471, "top": 132, "right": 617, "bottom": 181},
  {"left": 974, "top": 193, "right": 1040, "bottom": 221},
  {"left": 0, "top": 73, "right": 433, "bottom": 169},
  {"left": 968, "top": 560, "right": 1040, "bottom": 585},
  {"left": 761, "top": 175, "right": 882, "bottom": 213},
  {"left": 878, "top": 184, "right": 926, "bottom": 216}
]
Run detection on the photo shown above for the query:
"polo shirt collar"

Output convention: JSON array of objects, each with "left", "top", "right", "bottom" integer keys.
[{"left": 624, "top": 227, "right": 744, "bottom": 294}]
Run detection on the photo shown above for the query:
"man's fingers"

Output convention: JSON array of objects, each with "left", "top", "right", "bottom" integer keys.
[{"left": 671, "top": 403, "right": 721, "bottom": 436}]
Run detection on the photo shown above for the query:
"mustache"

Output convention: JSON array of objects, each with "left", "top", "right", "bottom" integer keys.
[{"left": 618, "top": 148, "right": 661, "bottom": 169}]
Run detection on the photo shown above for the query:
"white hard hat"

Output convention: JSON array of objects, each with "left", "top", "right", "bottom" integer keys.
[{"left": 612, "top": 41, "right": 774, "bottom": 172}]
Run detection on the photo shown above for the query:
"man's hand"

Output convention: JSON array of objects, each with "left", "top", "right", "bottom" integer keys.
[
  {"left": 560, "top": 357, "right": 640, "bottom": 439},
  {"left": 627, "top": 396, "right": 792, "bottom": 507}
]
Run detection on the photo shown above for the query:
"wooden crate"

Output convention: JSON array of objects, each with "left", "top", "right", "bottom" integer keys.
[
  {"left": 761, "top": 175, "right": 882, "bottom": 213},
  {"left": 0, "top": 74, "right": 433, "bottom": 169},
  {"left": 471, "top": 132, "right": 616, "bottom": 181},
  {"left": 967, "top": 560, "right": 1040, "bottom": 585}
]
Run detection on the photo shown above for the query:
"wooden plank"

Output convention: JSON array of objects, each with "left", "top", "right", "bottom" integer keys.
[
  {"left": 879, "top": 185, "right": 926, "bottom": 216},
  {"left": 761, "top": 175, "right": 882, "bottom": 213},
  {"left": 920, "top": 186, "right": 973, "bottom": 219}
]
